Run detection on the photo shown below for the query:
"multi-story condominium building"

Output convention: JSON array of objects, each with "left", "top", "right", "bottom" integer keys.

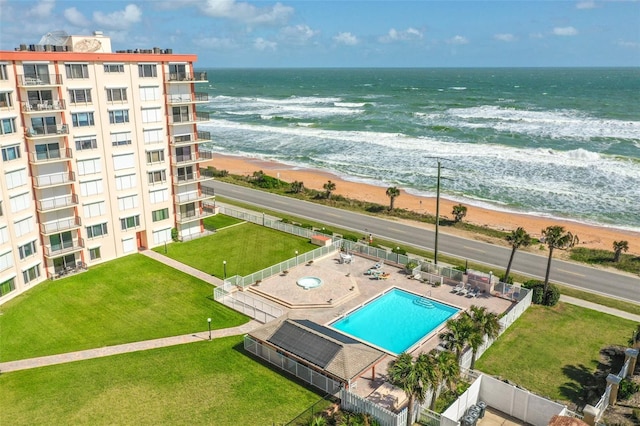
[{"left": 0, "top": 32, "right": 214, "bottom": 304}]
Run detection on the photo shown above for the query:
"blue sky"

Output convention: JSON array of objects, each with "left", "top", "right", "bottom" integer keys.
[{"left": 1, "top": 0, "right": 639, "bottom": 67}]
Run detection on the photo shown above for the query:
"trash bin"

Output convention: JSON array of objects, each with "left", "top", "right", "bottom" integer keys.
[
  {"left": 476, "top": 401, "right": 487, "bottom": 418},
  {"left": 461, "top": 415, "right": 475, "bottom": 426}
]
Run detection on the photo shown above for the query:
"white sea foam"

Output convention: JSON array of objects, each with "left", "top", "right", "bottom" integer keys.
[
  {"left": 208, "top": 95, "right": 364, "bottom": 119},
  {"left": 334, "top": 102, "right": 367, "bottom": 107}
]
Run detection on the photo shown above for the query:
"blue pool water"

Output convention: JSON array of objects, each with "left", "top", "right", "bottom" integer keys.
[{"left": 331, "top": 288, "right": 459, "bottom": 354}]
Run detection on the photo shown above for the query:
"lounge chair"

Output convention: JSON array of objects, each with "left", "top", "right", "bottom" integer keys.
[
  {"left": 466, "top": 287, "right": 480, "bottom": 298},
  {"left": 451, "top": 282, "right": 465, "bottom": 293},
  {"left": 457, "top": 285, "right": 471, "bottom": 296},
  {"left": 411, "top": 273, "right": 422, "bottom": 281}
]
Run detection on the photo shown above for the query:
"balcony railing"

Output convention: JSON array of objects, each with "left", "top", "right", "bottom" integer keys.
[
  {"left": 174, "top": 169, "right": 215, "bottom": 186},
  {"left": 17, "top": 74, "right": 63, "bottom": 86},
  {"left": 174, "top": 189, "right": 215, "bottom": 204},
  {"left": 166, "top": 93, "right": 209, "bottom": 104},
  {"left": 22, "top": 99, "right": 66, "bottom": 112},
  {"left": 166, "top": 72, "right": 208, "bottom": 83},
  {"left": 27, "top": 124, "right": 69, "bottom": 138},
  {"left": 176, "top": 209, "right": 215, "bottom": 224},
  {"left": 170, "top": 131, "right": 212, "bottom": 146},
  {"left": 173, "top": 152, "right": 209, "bottom": 165},
  {"left": 44, "top": 237, "right": 84, "bottom": 257},
  {"left": 168, "top": 111, "right": 210, "bottom": 124},
  {"left": 33, "top": 171, "right": 75, "bottom": 188},
  {"left": 29, "top": 147, "right": 73, "bottom": 163},
  {"left": 37, "top": 194, "right": 79, "bottom": 212},
  {"left": 40, "top": 217, "right": 82, "bottom": 235}
]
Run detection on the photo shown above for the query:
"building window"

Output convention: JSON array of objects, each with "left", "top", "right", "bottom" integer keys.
[
  {"left": 148, "top": 170, "right": 167, "bottom": 185},
  {"left": 109, "top": 109, "right": 129, "bottom": 124},
  {"left": 77, "top": 158, "right": 102, "bottom": 176},
  {"left": 23, "top": 264, "right": 41, "bottom": 283},
  {"left": 120, "top": 215, "right": 140, "bottom": 231},
  {"left": 83, "top": 201, "right": 106, "bottom": 218},
  {"left": 75, "top": 137, "right": 98, "bottom": 151},
  {"left": 86, "top": 223, "right": 108, "bottom": 238},
  {"left": 149, "top": 188, "right": 168, "bottom": 204},
  {"left": 104, "top": 64, "right": 124, "bottom": 73},
  {"left": 71, "top": 112, "right": 95, "bottom": 127},
  {"left": 152, "top": 208, "right": 170, "bottom": 222},
  {"left": 115, "top": 174, "right": 136, "bottom": 190},
  {"left": 141, "top": 107, "right": 162, "bottom": 123},
  {"left": 144, "top": 128, "right": 164, "bottom": 144},
  {"left": 0, "top": 277, "right": 15, "bottom": 297},
  {"left": 79, "top": 179, "right": 104, "bottom": 197},
  {"left": 89, "top": 247, "right": 101, "bottom": 260},
  {"left": 2, "top": 144, "right": 20, "bottom": 161},
  {"left": 111, "top": 132, "right": 132, "bottom": 147},
  {"left": 146, "top": 150, "right": 164, "bottom": 164},
  {"left": 5, "top": 168, "right": 27, "bottom": 189},
  {"left": 138, "top": 64, "right": 157, "bottom": 78},
  {"left": 18, "top": 240, "right": 37, "bottom": 259},
  {"left": 106, "top": 88, "right": 127, "bottom": 102},
  {"left": 10, "top": 192, "right": 30, "bottom": 213},
  {"left": 68, "top": 88, "right": 92, "bottom": 104},
  {"left": 117, "top": 194, "right": 138, "bottom": 210},
  {"left": 1, "top": 117, "right": 16, "bottom": 135},
  {"left": 65, "top": 63, "right": 89, "bottom": 79},
  {"left": 0, "top": 251, "right": 13, "bottom": 271},
  {"left": 0, "top": 91, "right": 13, "bottom": 108},
  {"left": 0, "top": 64, "right": 8, "bottom": 80},
  {"left": 139, "top": 86, "right": 160, "bottom": 101}
]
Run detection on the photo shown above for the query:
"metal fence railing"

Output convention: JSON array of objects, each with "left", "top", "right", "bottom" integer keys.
[{"left": 214, "top": 281, "right": 283, "bottom": 323}]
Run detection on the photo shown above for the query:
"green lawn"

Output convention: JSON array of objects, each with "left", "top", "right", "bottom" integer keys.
[
  {"left": 203, "top": 214, "right": 244, "bottom": 231},
  {"left": 0, "top": 335, "right": 324, "bottom": 426},
  {"left": 476, "top": 303, "right": 636, "bottom": 403},
  {"left": 155, "top": 222, "right": 316, "bottom": 277},
  {"left": 0, "top": 254, "right": 248, "bottom": 362}
]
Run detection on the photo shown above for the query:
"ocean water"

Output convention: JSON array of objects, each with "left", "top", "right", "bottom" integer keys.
[{"left": 198, "top": 68, "right": 640, "bottom": 231}]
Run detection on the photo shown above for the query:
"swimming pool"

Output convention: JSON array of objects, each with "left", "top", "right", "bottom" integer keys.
[{"left": 331, "top": 288, "right": 459, "bottom": 354}]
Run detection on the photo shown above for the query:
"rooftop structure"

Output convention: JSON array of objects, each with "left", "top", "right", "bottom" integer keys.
[{"left": 0, "top": 32, "right": 213, "bottom": 303}]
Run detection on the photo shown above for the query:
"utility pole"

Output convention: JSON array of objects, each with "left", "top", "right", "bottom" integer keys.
[{"left": 435, "top": 160, "right": 441, "bottom": 265}]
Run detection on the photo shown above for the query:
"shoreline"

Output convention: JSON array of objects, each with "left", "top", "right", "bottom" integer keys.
[{"left": 204, "top": 153, "right": 640, "bottom": 256}]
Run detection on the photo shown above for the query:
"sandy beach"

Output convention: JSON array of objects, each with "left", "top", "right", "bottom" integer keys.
[{"left": 204, "top": 154, "right": 640, "bottom": 256}]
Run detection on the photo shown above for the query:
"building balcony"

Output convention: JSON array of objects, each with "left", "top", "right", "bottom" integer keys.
[
  {"left": 44, "top": 237, "right": 84, "bottom": 258},
  {"left": 36, "top": 194, "right": 79, "bottom": 212},
  {"left": 168, "top": 112, "right": 210, "bottom": 125},
  {"left": 173, "top": 169, "right": 215, "bottom": 186},
  {"left": 165, "top": 72, "right": 208, "bottom": 83},
  {"left": 174, "top": 187, "right": 215, "bottom": 205},
  {"left": 176, "top": 209, "right": 215, "bottom": 224},
  {"left": 33, "top": 171, "right": 75, "bottom": 188},
  {"left": 26, "top": 124, "right": 69, "bottom": 139},
  {"left": 40, "top": 217, "right": 82, "bottom": 235},
  {"left": 17, "top": 74, "right": 63, "bottom": 87},
  {"left": 170, "top": 131, "right": 212, "bottom": 146},
  {"left": 29, "top": 147, "right": 73, "bottom": 164},
  {"left": 166, "top": 93, "right": 209, "bottom": 105},
  {"left": 22, "top": 99, "right": 66, "bottom": 113},
  {"left": 172, "top": 152, "right": 209, "bottom": 166}
]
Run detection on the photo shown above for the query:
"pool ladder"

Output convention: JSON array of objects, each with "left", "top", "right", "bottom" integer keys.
[{"left": 414, "top": 295, "right": 435, "bottom": 309}]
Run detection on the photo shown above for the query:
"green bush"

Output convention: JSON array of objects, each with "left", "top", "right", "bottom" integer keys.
[
  {"left": 300, "top": 223, "right": 314, "bottom": 229},
  {"left": 342, "top": 234, "right": 359, "bottom": 242},
  {"left": 253, "top": 174, "right": 282, "bottom": 189},
  {"left": 391, "top": 247, "right": 407, "bottom": 255},
  {"left": 619, "top": 378, "right": 640, "bottom": 400},
  {"left": 500, "top": 274, "right": 514, "bottom": 284},
  {"left": 632, "top": 408, "right": 640, "bottom": 423},
  {"left": 523, "top": 280, "right": 560, "bottom": 306}
]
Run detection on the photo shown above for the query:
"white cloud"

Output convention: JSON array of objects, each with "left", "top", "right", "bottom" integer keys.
[
  {"left": 278, "top": 24, "right": 318, "bottom": 45},
  {"left": 617, "top": 39, "right": 640, "bottom": 49},
  {"left": 64, "top": 7, "right": 89, "bottom": 27},
  {"left": 553, "top": 26, "right": 578, "bottom": 36},
  {"left": 576, "top": 0, "right": 596, "bottom": 9},
  {"left": 29, "top": 0, "right": 55, "bottom": 18},
  {"left": 200, "top": 0, "right": 293, "bottom": 25},
  {"left": 93, "top": 4, "right": 142, "bottom": 30},
  {"left": 379, "top": 27, "right": 423, "bottom": 43},
  {"left": 494, "top": 33, "right": 516, "bottom": 42},
  {"left": 254, "top": 37, "right": 277, "bottom": 51},
  {"left": 530, "top": 32, "right": 544, "bottom": 39},
  {"left": 447, "top": 35, "right": 469, "bottom": 45},
  {"left": 193, "top": 36, "right": 237, "bottom": 50},
  {"left": 333, "top": 32, "right": 358, "bottom": 46}
]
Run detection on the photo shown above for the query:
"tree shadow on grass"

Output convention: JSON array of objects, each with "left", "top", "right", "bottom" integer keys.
[{"left": 560, "top": 364, "right": 598, "bottom": 408}]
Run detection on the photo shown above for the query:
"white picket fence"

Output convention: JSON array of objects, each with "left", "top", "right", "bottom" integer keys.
[{"left": 340, "top": 389, "right": 408, "bottom": 426}]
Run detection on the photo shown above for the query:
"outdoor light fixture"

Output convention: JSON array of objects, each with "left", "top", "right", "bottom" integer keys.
[
  {"left": 223, "top": 260, "right": 227, "bottom": 281},
  {"left": 207, "top": 317, "right": 212, "bottom": 340}
]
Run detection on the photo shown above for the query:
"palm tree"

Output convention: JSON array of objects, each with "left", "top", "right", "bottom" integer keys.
[
  {"left": 429, "top": 350, "right": 459, "bottom": 410},
  {"left": 452, "top": 204, "right": 468, "bottom": 223},
  {"left": 504, "top": 227, "right": 531, "bottom": 283},
  {"left": 387, "top": 352, "right": 431, "bottom": 426},
  {"left": 386, "top": 186, "right": 401, "bottom": 211},
  {"left": 541, "top": 225, "right": 579, "bottom": 296},
  {"left": 613, "top": 240, "right": 629, "bottom": 263},
  {"left": 467, "top": 306, "right": 501, "bottom": 370},
  {"left": 323, "top": 180, "right": 336, "bottom": 199},
  {"left": 438, "top": 314, "right": 474, "bottom": 361},
  {"left": 290, "top": 180, "right": 305, "bottom": 194}
]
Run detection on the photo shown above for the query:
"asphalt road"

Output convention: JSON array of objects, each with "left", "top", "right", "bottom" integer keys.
[{"left": 205, "top": 181, "right": 640, "bottom": 304}]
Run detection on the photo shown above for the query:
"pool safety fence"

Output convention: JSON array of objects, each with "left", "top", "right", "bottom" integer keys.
[
  {"left": 214, "top": 281, "right": 282, "bottom": 323},
  {"left": 284, "top": 395, "right": 337, "bottom": 426},
  {"left": 419, "top": 408, "right": 442, "bottom": 426},
  {"left": 590, "top": 348, "right": 637, "bottom": 423},
  {"left": 244, "top": 335, "right": 341, "bottom": 396},
  {"left": 341, "top": 240, "right": 409, "bottom": 266},
  {"left": 340, "top": 388, "right": 409, "bottom": 426}
]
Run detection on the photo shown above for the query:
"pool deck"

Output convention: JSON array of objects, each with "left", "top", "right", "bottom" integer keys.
[{"left": 244, "top": 250, "right": 514, "bottom": 409}]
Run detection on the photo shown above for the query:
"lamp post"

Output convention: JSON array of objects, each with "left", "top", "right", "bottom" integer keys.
[
  {"left": 223, "top": 260, "right": 227, "bottom": 281},
  {"left": 295, "top": 250, "right": 298, "bottom": 266},
  {"left": 396, "top": 247, "right": 400, "bottom": 264},
  {"left": 434, "top": 160, "right": 441, "bottom": 265},
  {"left": 207, "top": 317, "right": 212, "bottom": 340}
]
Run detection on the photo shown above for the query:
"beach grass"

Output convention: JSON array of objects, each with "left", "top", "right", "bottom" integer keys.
[
  {"left": 570, "top": 247, "right": 640, "bottom": 275},
  {"left": 0, "top": 335, "right": 326, "bottom": 426},
  {"left": 154, "top": 222, "right": 316, "bottom": 278},
  {"left": 0, "top": 254, "right": 249, "bottom": 362},
  {"left": 475, "top": 303, "right": 636, "bottom": 404}
]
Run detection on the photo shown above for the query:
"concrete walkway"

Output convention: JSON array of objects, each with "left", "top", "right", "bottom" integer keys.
[
  {"left": 560, "top": 295, "right": 640, "bottom": 322},
  {"left": 141, "top": 249, "right": 223, "bottom": 286}
]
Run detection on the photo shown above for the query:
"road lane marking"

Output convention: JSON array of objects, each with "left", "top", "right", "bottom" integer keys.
[
  {"left": 463, "top": 246, "right": 486, "bottom": 253},
  {"left": 556, "top": 268, "right": 585, "bottom": 277}
]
